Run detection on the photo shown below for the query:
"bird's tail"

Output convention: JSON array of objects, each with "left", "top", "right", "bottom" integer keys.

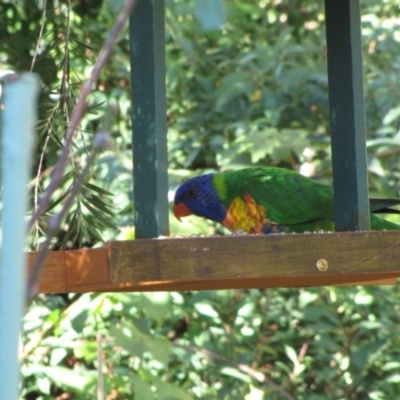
[{"left": 370, "top": 214, "right": 400, "bottom": 230}]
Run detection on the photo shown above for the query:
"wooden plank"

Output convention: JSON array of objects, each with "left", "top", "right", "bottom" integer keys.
[
  {"left": 30, "top": 232, "right": 400, "bottom": 294},
  {"left": 325, "top": 0, "right": 370, "bottom": 231},
  {"left": 65, "top": 248, "right": 109, "bottom": 287},
  {"left": 339, "top": 278, "right": 395, "bottom": 286},
  {"left": 27, "top": 251, "right": 67, "bottom": 293},
  {"left": 109, "top": 232, "right": 400, "bottom": 284}
]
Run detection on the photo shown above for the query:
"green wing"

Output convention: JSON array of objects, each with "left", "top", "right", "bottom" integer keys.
[{"left": 223, "top": 167, "right": 334, "bottom": 225}]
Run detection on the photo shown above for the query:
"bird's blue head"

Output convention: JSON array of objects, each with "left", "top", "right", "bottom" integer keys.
[{"left": 173, "top": 174, "right": 227, "bottom": 223}]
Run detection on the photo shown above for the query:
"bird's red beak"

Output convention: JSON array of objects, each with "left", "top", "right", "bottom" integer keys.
[{"left": 173, "top": 203, "right": 192, "bottom": 221}]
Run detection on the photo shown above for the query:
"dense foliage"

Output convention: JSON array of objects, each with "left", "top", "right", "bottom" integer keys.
[{"left": 1, "top": 0, "right": 400, "bottom": 398}]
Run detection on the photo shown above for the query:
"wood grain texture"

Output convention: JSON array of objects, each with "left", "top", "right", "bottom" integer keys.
[
  {"left": 110, "top": 231, "right": 400, "bottom": 281},
  {"left": 30, "top": 231, "right": 400, "bottom": 293},
  {"left": 27, "top": 251, "right": 67, "bottom": 293}
]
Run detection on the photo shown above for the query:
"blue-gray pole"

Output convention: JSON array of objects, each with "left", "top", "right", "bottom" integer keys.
[{"left": 0, "top": 73, "right": 39, "bottom": 399}]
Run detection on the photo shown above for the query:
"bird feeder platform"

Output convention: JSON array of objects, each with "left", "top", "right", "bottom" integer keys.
[
  {"left": 29, "top": 231, "right": 400, "bottom": 294},
  {"left": 27, "top": 1, "right": 400, "bottom": 294}
]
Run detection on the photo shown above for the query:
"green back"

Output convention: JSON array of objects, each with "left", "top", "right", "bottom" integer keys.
[{"left": 215, "top": 167, "right": 334, "bottom": 225}]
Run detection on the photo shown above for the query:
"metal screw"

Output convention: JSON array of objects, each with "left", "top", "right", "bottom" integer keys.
[{"left": 316, "top": 258, "right": 329, "bottom": 272}]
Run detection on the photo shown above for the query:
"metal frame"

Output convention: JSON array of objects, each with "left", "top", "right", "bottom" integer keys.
[
  {"left": 130, "top": 0, "right": 371, "bottom": 237},
  {"left": 130, "top": 0, "right": 169, "bottom": 238},
  {"left": 325, "top": 0, "right": 370, "bottom": 231}
]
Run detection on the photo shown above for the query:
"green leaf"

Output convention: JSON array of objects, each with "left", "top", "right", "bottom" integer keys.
[
  {"left": 220, "top": 367, "right": 251, "bottom": 383},
  {"left": 383, "top": 106, "right": 400, "bottom": 125},
  {"left": 194, "top": 0, "right": 226, "bottom": 31},
  {"left": 110, "top": 319, "right": 173, "bottom": 364},
  {"left": 152, "top": 376, "right": 194, "bottom": 400},
  {"left": 136, "top": 293, "right": 171, "bottom": 322},
  {"left": 81, "top": 199, "right": 117, "bottom": 230},
  {"left": 237, "top": 303, "right": 255, "bottom": 318},
  {"left": 299, "top": 290, "right": 319, "bottom": 307},
  {"left": 131, "top": 375, "right": 154, "bottom": 399},
  {"left": 37, "top": 376, "right": 51, "bottom": 394},
  {"left": 194, "top": 303, "right": 220, "bottom": 319},
  {"left": 32, "top": 365, "right": 96, "bottom": 391},
  {"left": 284, "top": 345, "right": 298, "bottom": 365},
  {"left": 84, "top": 182, "right": 114, "bottom": 196},
  {"left": 83, "top": 220, "right": 104, "bottom": 242},
  {"left": 44, "top": 190, "right": 70, "bottom": 214},
  {"left": 82, "top": 193, "right": 114, "bottom": 216}
]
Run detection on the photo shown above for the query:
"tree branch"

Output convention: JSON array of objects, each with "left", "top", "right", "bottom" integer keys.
[
  {"left": 27, "top": 131, "right": 112, "bottom": 300},
  {"left": 28, "top": 0, "right": 137, "bottom": 232}
]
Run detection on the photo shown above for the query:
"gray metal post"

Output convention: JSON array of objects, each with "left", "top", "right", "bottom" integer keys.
[
  {"left": 325, "top": 0, "right": 370, "bottom": 231},
  {"left": 129, "top": 0, "right": 169, "bottom": 238}
]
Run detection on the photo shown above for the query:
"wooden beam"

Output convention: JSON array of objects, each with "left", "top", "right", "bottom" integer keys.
[
  {"left": 29, "top": 232, "right": 400, "bottom": 294},
  {"left": 27, "top": 251, "right": 67, "bottom": 293}
]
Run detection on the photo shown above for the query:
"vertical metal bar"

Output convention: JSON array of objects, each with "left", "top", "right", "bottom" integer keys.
[
  {"left": 129, "top": 0, "right": 169, "bottom": 238},
  {"left": 324, "top": 0, "right": 370, "bottom": 231}
]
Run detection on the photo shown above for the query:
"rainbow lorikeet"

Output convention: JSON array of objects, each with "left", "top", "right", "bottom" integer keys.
[{"left": 173, "top": 167, "right": 400, "bottom": 233}]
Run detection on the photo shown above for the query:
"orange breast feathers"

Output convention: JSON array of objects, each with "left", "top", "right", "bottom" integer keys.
[{"left": 222, "top": 194, "right": 268, "bottom": 233}]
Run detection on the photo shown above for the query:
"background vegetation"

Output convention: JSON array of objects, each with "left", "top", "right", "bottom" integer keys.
[{"left": 2, "top": 0, "right": 400, "bottom": 398}]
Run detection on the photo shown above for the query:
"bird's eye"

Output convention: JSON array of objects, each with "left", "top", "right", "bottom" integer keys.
[{"left": 187, "top": 189, "right": 196, "bottom": 198}]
